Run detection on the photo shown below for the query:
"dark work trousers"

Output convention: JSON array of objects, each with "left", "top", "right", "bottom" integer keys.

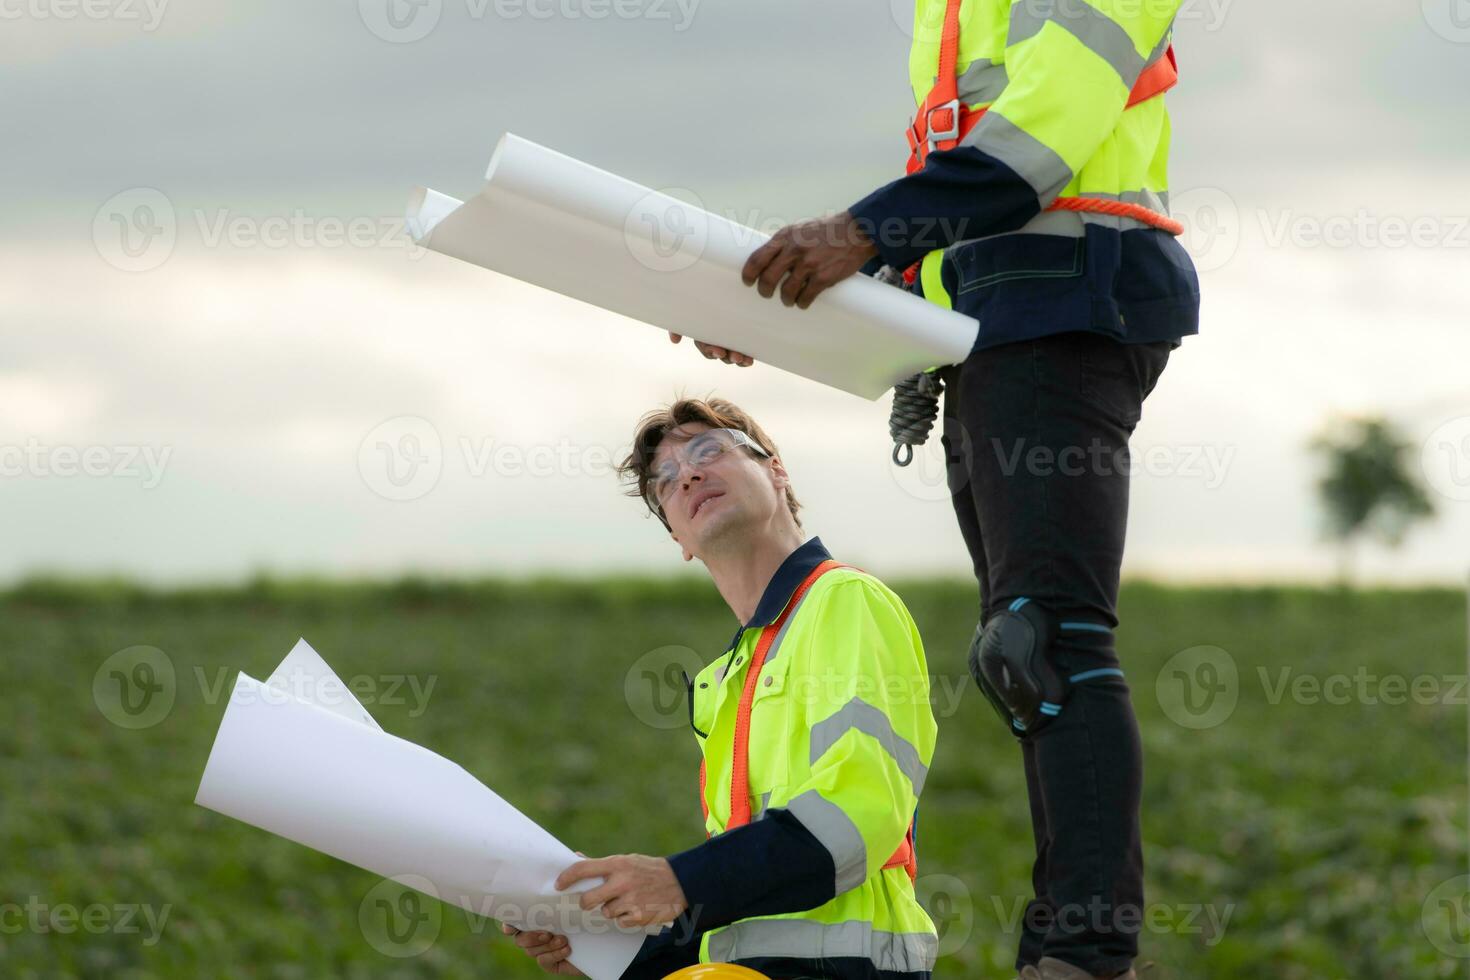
[{"left": 936, "top": 329, "right": 1173, "bottom": 977}]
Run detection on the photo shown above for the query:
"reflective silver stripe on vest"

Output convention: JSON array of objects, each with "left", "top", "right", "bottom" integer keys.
[
  {"left": 753, "top": 790, "right": 772, "bottom": 821},
  {"left": 784, "top": 789, "right": 868, "bottom": 895},
  {"left": 953, "top": 57, "right": 1009, "bottom": 106},
  {"left": 961, "top": 110, "right": 1073, "bottom": 202},
  {"left": 1008, "top": 0, "right": 1148, "bottom": 86},
  {"left": 707, "top": 918, "right": 939, "bottom": 973},
  {"left": 1142, "top": 22, "right": 1174, "bottom": 72},
  {"left": 810, "top": 697, "right": 930, "bottom": 795}
]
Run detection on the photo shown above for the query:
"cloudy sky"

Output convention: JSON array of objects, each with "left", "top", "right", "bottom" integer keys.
[{"left": 2, "top": 0, "right": 1467, "bottom": 585}]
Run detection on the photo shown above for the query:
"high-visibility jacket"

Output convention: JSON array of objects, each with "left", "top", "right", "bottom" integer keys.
[
  {"left": 849, "top": 0, "right": 1200, "bottom": 352},
  {"left": 657, "top": 537, "right": 939, "bottom": 978}
]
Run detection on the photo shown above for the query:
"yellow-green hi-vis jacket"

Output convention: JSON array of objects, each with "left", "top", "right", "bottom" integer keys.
[
  {"left": 850, "top": 0, "right": 1200, "bottom": 351},
  {"left": 632, "top": 537, "right": 940, "bottom": 980}
]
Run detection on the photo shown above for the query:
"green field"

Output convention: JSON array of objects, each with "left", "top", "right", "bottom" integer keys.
[{"left": 4, "top": 578, "right": 1466, "bottom": 979}]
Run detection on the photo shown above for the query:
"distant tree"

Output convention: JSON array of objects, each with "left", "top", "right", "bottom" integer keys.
[{"left": 1310, "top": 417, "right": 1435, "bottom": 584}]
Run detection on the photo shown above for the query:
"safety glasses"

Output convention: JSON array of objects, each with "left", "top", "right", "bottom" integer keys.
[{"left": 646, "top": 428, "right": 770, "bottom": 518}]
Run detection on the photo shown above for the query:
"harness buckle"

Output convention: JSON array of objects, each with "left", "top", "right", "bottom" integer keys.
[{"left": 925, "top": 97, "right": 962, "bottom": 149}]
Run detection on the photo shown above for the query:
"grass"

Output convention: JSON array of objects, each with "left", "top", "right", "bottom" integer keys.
[{"left": 1, "top": 577, "right": 1465, "bottom": 979}]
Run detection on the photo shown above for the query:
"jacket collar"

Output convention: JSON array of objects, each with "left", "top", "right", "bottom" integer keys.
[{"left": 743, "top": 536, "right": 833, "bottom": 629}]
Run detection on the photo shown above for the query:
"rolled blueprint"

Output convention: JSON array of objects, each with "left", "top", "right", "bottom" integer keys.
[
  {"left": 407, "top": 133, "right": 979, "bottom": 400},
  {"left": 195, "top": 640, "right": 648, "bottom": 980}
]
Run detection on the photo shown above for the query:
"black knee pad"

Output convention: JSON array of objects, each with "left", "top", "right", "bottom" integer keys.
[{"left": 968, "top": 598, "right": 1066, "bottom": 735}]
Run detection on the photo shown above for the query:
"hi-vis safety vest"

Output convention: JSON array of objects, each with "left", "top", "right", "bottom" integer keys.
[
  {"left": 689, "top": 560, "right": 939, "bottom": 972},
  {"left": 901, "top": 0, "right": 1185, "bottom": 305}
]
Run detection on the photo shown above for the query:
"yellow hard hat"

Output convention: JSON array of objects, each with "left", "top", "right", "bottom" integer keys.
[{"left": 662, "top": 966, "right": 770, "bottom": 980}]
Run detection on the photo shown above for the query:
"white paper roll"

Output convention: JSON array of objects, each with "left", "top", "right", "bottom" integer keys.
[
  {"left": 195, "top": 647, "right": 648, "bottom": 979},
  {"left": 407, "top": 133, "right": 979, "bottom": 400}
]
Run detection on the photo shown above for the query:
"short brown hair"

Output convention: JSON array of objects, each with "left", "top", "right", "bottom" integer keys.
[{"left": 617, "top": 397, "right": 803, "bottom": 530}]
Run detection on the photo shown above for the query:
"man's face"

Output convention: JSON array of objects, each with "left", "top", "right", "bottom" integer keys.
[{"left": 650, "top": 423, "right": 786, "bottom": 558}]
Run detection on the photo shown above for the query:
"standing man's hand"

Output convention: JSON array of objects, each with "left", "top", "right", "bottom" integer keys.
[
  {"left": 667, "top": 332, "right": 755, "bottom": 367},
  {"left": 556, "top": 854, "right": 688, "bottom": 929},
  {"left": 742, "top": 210, "right": 879, "bottom": 309}
]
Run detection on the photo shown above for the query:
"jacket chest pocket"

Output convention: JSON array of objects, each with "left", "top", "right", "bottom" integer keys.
[{"left": 746, "top": 663, "right": 792, "bottom": 802}]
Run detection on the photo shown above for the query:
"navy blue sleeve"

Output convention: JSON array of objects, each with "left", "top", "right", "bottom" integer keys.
[
  {"left": 665, "top": 809, "right": 837, "bottom": 935},
  {"left": 848, "top": 144, "right": 1043, "bottom": 269},
  {"left": 620, "top": 926, "right": 700, "bottom": 980}
]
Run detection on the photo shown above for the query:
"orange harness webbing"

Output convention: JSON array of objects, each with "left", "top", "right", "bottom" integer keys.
[
  {"left": 698, "top": 559, "right": 918, "bottom": 882},
  {"left": 904, "top": 0, "right": 1182, "bottom": 237}
]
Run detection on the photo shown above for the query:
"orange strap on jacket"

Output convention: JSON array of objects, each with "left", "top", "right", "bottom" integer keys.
[
  {"left": 698, "top": 559, "right": 918, "bottom": 882},
  {"left": 904, "top": 0, "right": 1182, "bottom": 237}
]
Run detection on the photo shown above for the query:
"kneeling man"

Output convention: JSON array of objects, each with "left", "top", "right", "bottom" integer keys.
[{"left": 505, "top": 397, "right": 939, "bottom": 979}]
